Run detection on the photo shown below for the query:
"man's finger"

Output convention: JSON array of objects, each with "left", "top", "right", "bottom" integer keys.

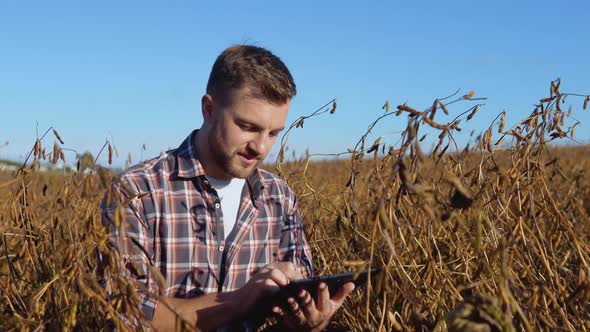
[
  {"left": 298, "top": 289, "right": 320, "bottom": 322},
  {"left": 274, "top": 304, "right": 304, "bottom": 331},
  {"left": 272, "top": 306, "right": 284, "bottom": 316},
  {"left": 266, "top": 268, "right": 290, "bottom": 287},
  {"left": 287, "top": 297, "right": 306, "bottom": 325},
  {"left": 316, "top": 282, "right": 331, "bottom": 313},
  {"left": 330, "top": 281, "right": 355, "bottom": 306},
  {"left": 274, "top": 261, "right": 303, "bottom": 281}
]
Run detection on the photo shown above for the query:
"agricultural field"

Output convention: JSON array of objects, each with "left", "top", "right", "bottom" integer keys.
[{"left": 1, "top": 81, "right": 590, "bottom": 331}]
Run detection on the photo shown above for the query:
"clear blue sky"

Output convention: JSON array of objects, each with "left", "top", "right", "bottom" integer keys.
[{"left": 1, "top": 1, "right": 589, "bottom": 167}]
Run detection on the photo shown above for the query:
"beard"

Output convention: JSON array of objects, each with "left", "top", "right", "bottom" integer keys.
[{"left": 207, "top": 127, "right": 262, "bottom": 179}]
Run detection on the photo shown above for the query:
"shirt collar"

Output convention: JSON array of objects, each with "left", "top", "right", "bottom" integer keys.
[
  {"left": 174, "top": 130, "right": 265, "bottom": 204},
  {"left": 175, "top": 129, "right": 206, "bottom": 179}
]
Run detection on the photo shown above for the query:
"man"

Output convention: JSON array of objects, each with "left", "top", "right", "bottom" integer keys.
[{"left": 101, "top": 45, "right": 354, "bottom": 331}]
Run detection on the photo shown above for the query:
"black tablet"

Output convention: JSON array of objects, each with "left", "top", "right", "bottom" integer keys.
[{"left": 272, "top": 268, "right": 381, "bottom": 304}]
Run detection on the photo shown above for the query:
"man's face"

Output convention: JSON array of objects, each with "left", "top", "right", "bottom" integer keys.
[{"left": 204, "top": 87, "right": 289, "bottom": 180}]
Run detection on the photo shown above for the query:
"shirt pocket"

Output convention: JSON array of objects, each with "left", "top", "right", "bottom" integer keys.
[
  {"left": 184, "top": 202, "right": 211, "bottom": 293},
  {"left": 237, "top": 203, "right": 284, "bottom": 268},
  {"left": 274, "top": 213, "right": 299, "bottom": 262}
]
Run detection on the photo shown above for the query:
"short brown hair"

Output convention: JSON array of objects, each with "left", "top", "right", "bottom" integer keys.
[{"left": 206, "top": 45, "right": 296, "bottom": 106}]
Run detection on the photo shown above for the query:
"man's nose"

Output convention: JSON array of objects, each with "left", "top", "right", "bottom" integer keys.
[{"left": 249, "top": 134, "right": 271, "bottom": 156}]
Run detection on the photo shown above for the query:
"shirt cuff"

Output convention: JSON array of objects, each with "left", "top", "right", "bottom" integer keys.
[{"left": 140, "top": 293, "right": 158, "bottom": 321}]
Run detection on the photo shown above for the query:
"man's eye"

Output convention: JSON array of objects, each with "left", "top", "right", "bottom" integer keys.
[{"left": 270, "top": 131, "right": 280, "bottom": 137}]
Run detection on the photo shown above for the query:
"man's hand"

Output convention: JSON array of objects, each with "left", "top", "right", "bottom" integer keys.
[
  {"left": 234, "top": 262, "right": 303, "bottom": 311},
  {"left": 272, "top": 281, "right": 355, "bottom": 332},
  {"left": 150, "top": 262, "right": 303, "bottom": 332}
]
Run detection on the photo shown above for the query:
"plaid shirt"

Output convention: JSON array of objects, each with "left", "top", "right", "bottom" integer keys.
[{"left": 101, "top": 130, "right": 313, "bottom": 325}]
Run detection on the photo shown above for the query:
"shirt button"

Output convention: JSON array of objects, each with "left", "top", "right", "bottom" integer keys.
[
  {"left": 218, "top": 245, "right": 224, "bottom": 252},
  {"left": 214, "top": 202, "right": 221, "bottom": 209}
]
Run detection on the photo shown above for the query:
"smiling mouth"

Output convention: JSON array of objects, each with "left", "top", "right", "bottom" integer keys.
[{"left": 238, "top": 153, "right": 259, "bottom": 165}]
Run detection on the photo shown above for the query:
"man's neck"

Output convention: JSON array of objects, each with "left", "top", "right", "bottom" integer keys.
[
  {"left": 194, "top": 129, "right": 230, "bottom": 181},
  {"left": 205, "top": 175, "right": 232, "bottom": 188}
]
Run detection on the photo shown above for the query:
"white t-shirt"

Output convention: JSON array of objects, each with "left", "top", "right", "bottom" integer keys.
[{"left": 206, "top": 176, "right": 246, "bottom": 240}]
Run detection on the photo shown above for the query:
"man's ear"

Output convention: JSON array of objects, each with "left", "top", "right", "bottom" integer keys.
[{"left": 201, "top": 94, "right": 214, "bottom": 123}]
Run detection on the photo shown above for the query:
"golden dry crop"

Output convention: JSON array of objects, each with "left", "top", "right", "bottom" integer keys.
[{"left": 1, "top": 79, "right": 589, "bottom": 331}]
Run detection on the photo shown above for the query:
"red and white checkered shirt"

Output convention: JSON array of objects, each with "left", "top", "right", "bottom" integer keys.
[{"left": 101, "top": 130, "right": 314, "bottom": 323}]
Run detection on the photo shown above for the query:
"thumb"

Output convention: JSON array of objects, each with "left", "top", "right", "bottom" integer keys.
[{"left": 331, "top": 282, "right": 355, "bottom": 307}]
